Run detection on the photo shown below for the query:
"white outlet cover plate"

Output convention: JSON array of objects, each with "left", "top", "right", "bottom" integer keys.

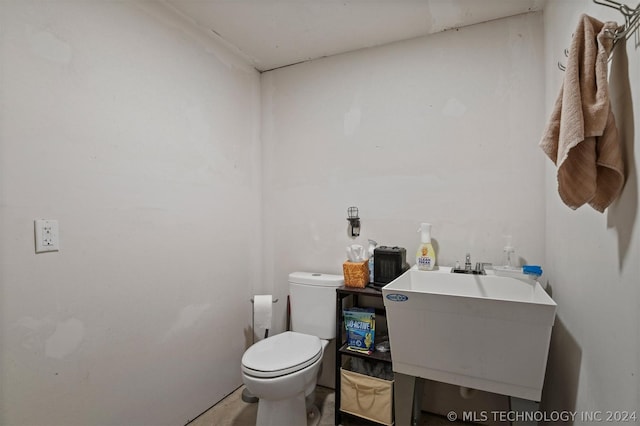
[{"left": 35, "top": 219, "right": 59, "bottom": 253}]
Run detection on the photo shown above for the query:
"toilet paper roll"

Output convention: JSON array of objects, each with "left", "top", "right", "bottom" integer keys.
[{"left": 253, "top": 295, "right": 273, "bottom": 340}]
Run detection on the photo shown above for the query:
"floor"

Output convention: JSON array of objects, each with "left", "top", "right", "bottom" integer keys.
[{"left": 187, "top": 385, "right": 472, "bottom": 426}]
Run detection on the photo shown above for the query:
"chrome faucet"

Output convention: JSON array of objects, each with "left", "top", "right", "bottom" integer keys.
[{"left": 452, "top": 253, "right": 488, "bottom": 275}]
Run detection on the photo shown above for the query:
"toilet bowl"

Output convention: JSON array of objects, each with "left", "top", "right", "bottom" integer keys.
[
  {"left": 242, "top": 331, "right": 329, "bottom": 425},
  {"left": 241, "top": 272, "right": 343, "bottom": 426}
]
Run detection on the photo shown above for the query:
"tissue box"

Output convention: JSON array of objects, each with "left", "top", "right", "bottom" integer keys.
[{"left": 343, "top": 261, "right": 369, "bottom": 288}]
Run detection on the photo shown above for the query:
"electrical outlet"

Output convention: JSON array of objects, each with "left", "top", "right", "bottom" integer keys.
[{"left": 35, "top": 219, "right": 59, "bottom": 253}]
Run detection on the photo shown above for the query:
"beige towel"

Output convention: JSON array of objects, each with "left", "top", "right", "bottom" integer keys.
[{"left": 540, "top": 14, "right": 625, "bottom": 212}]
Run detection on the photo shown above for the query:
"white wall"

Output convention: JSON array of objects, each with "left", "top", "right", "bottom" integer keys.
[
  {"left": 0, "top": 2, "right": 261, "bottom": 425},
  {"left": 541, "top": 1, "right": 640, "bottom": 420},
  {"left": 261, "top": 11, "right": 546, "bottom": 396},
  {"left": 261, "top": 11, "right": 545, "bottom": 333},
  {"left": 6, "top": 2, "right": 635, "bottom": 423}
]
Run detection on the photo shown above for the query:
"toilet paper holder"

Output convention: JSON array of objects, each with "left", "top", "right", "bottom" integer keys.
[
  {"left": 249, "top": 296, "right": 278, "bottom": 341},
  {"left": 250, "top": 297, "right": 279, "bottom": 304},
  {"left": 243, "top": 297, "right": 280, "bottom": 405}
]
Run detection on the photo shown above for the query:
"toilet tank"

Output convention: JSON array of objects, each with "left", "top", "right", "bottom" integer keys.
[{"left": 289, "top": 272, "right": 344, "bottom": 339}]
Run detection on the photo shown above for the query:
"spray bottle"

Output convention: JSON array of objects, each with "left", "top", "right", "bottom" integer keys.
[
  {"left": 367, "top": 239, "right": 377, "bottom": 283},
  {"left": 416, "top": 223, "right": 436, "bottom": 271}
]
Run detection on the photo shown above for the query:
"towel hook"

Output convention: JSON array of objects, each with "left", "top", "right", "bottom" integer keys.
[
  {"left": 558, "top": 43, "right": 570, "bottom": 71},
  {"left": 558, "top": 0, "right": 640, "bottom": 72},
  {"left": 592, "top": 0, "right": 640, "bottom": 43}
]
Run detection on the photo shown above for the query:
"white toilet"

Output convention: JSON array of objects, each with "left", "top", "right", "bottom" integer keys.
[{"left": 241, "top": 272, "right": 344, "bottom": 426}]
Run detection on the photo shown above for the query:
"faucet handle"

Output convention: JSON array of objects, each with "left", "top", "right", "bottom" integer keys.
[{"left": 476, "top": 262, "right": 492, "bottom": 275}]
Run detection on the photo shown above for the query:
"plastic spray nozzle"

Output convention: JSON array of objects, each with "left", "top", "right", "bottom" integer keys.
[
  {"left": 502, "top": 235, "right": 516, "bottom": 268},
  {"left": 418, "top": 223, "right": 432, "bottom": 243},
  {"left": 503, "top": 235, "right": 514, "bottom": 250},
  {"left": 367, "top": 239, "right": 377, "bottom": 256}
]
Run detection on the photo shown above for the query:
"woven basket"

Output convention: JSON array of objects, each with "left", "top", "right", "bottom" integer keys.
[
  {"left": 341, "top": 365, "right": 394, "bottom": 425},
  {"left": 343, "top": 261, "right": 369, "bottom": 288}
]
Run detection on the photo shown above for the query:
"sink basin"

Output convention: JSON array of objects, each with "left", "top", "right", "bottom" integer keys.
[
  {"left": 450, "top": 268, "right": 485, "bottom": 275},
  {"left": 382, "top": 266, "right": 556, "bottom": 401}
]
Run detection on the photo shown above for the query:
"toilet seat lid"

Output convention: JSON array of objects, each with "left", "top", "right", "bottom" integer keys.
[{"left": 242, "top": 331, "right": 322, "bottom": 378}]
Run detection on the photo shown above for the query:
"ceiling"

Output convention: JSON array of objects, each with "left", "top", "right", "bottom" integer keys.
[{"left": 166, "top": 0, "right": 545, "bottom": 72}]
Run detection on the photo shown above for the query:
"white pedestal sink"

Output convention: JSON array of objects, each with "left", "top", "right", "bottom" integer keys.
[{"left": 382, "top": 266, "right": 556, "bottom": 401}]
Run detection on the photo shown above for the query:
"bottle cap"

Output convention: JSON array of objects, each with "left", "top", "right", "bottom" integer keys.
[{"left": 503, "top": 235, "right": 514, "bottom": 251}]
